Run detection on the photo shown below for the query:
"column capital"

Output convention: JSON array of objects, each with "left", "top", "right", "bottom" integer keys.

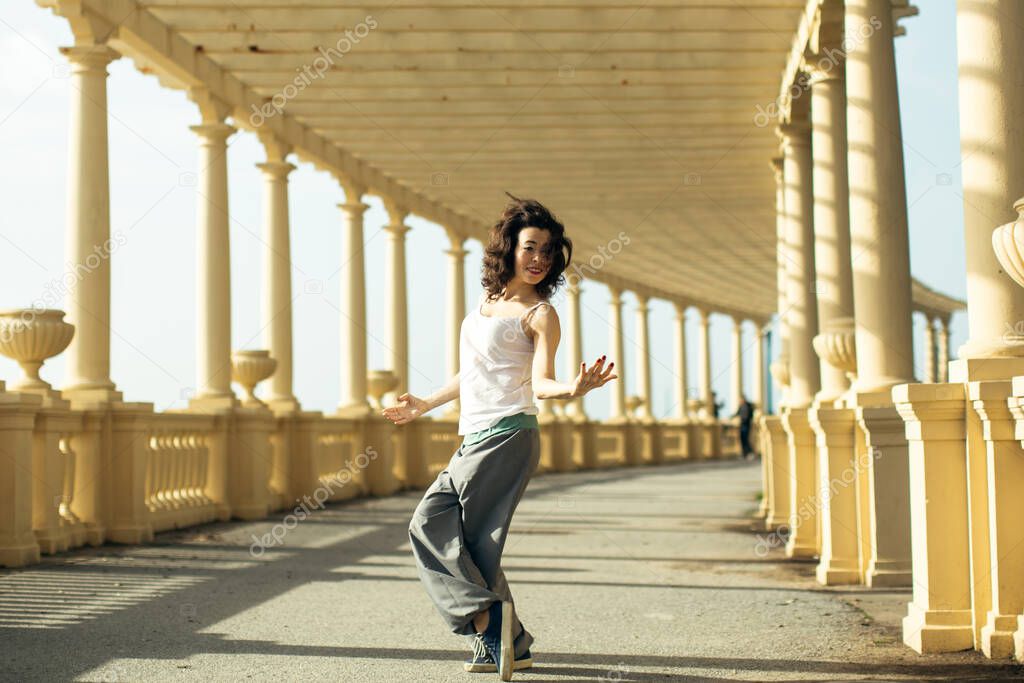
[
  {"left": 672, "top": 300, "right": 689, "bottom": 318},
  {"left": 635, "top": 295, "right": 650, "bottom": 312},
  {"left": 335, "top": 177, "right": 366, "bottom": 204},
  {"left": 608, "top": 285, "right": 623, "bottom": 304},
  {"left": 381, "top": 196, "right": 410, "bottom": 226},
  {"left": 777, "top": 121, "right": 812, "bottom": 148},
  {"left": 338, "top": 200, "right": 370, "bottom": 216},
  {"left": 188, "top": 87, "right": 233, "bottom": 125},
  {"left": 694, "top": 306, "right": 711, "bottom": 324},
  {"left": 770, "top": 155, "right": 784, "bottom": 181},
  {"left": 189, "top": 122, "right": 236, "bottom": 144},
  {"left": 256, "top": 160, "right": 295, "bottom": 179},
  {"left": 256, "top": 130, "right": 292, "bottom": 163},
  {"left": 59, "top": 44, "right": 119, "bottom": 70},
  {"left": 383, "top": 222, "right": 411, "bottom": 238}
]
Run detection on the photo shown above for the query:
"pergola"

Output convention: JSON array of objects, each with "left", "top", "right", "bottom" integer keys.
[{"left": 14, "top": 0, "right": 1024, "bottom": 669}]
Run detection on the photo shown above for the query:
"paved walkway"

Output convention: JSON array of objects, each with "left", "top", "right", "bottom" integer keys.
[{"left": 1, "top": 459, "right": 1022, "bottom": 681}]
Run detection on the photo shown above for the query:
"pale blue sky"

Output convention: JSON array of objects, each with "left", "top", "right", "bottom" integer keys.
[{"left": 0, "top": 1, "right": 967, "bottom": 418}]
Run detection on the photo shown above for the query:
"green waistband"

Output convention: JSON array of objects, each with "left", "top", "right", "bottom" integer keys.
[{"left": 462, "top": 412, "right": 539, "bottom": 447}]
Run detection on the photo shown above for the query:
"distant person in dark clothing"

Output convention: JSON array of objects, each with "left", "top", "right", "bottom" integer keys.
[
  {"left": 710, "top": 390, "right": 722, "bottom": 419},
  {"left": 733, "top": 395, "right": 756, "bottom": 460}
]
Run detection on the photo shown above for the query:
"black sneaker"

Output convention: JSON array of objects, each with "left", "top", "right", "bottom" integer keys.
[
  {"left": 464, "top": 636, "right": 533, "bottom": 673},
  {"left": 475, "top": 600, "right": 515, "bottom": 680}
]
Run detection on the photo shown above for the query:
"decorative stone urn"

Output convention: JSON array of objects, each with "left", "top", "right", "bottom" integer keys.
[
  {"left": 0, "top": 309, "right": 75, "bottom": 396},
  {"left": 812, "top": 316, "right": 858, "bottom": 380},
  {"left": 625, "top": 394, "right": 644, "bottom": 417},
  {"left": 992, "top": 197, "right": 1024, "bottom": 289},
  {"left": 769, "top": 356, "right": 791, "bottom": 390},
  {"left": 367, "top": 369, "right": 399, "bottom": 410},
  {"left": 231, "top": 350, "right": 277, "bottom": 406},
  {"left": 686, "top": 397, "right": 704, "bottom": 416}
]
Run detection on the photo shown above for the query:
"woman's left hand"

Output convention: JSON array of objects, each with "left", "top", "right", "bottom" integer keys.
[{"left": 570, "top": 355, "right": 617, "bottom": 398}]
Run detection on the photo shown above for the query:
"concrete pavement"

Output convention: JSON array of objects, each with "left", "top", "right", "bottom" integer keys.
[{"left": 1, "top": 459, "right": 1021, "bottom": 681}]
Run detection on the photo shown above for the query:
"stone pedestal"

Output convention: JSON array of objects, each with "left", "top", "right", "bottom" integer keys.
[
  {"left": 894, "top": 383, "right": 974, "bottom": 653},
  {"left": 782, "top": 407, "right": 818, "bottom": 559},
  {"left": 809, "top": 404, "right": 860, "bottom": 584}
]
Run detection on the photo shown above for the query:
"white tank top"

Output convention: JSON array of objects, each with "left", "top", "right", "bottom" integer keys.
[{"left": 458, "top": 292, "right": 547, "bottom": 434}]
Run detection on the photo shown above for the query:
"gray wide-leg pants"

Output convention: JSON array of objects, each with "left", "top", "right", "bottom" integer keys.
[{"left": 408, "top": 427, "right": 540, "bottom": 657}]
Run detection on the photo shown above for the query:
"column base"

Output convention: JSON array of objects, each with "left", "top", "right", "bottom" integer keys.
[
  {"left": 816, "top": 561, "right": 861, "bottom": 586},
  {"left": 84, "top": 522, "right": 105, "bottom": 546},
  {"left": 902, "top": 601, "right": 974, "bottom": 654},
  {"left": 62, "top": 385, "right": 124, "bottom": 407},
  {"left": 982, "top": 612, "right": 1020, "bottom": 660},
  {"left": 188, "top": 395, "right": 239, "bottom": 413},
  {"left": 232, "top": 503, "right": 271, "bottom": 521},
  {"left": 865, "top": 559, "right": 912, "bottom": 587},
  {"left": 0, "top": 539, "right": 40, "bottom": 568},
  {"left": 335, "top": 402, "right": 372, "bottom": 419},
  {"left": 267, "top": 396, "right": 301, "bottom": 415},
  {"left": 106, "top": 524, "right": 154, "bottom": 544},
  {"left": 1014, "top": 615, "right": 1024, "bottom": 663},
  {"left": 785, "top": 538, "right": 817, "bottom": 559}
]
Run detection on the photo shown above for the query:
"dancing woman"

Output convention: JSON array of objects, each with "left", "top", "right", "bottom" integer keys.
[{"left": 382, "top": 194, "right": 617, "bottom": 680}]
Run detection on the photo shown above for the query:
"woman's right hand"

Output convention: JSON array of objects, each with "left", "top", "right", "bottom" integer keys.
[{"left": 381, "top": 392, "right": 430, "bottom": 425}]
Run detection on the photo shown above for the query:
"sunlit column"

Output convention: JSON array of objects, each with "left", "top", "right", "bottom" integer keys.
[
  {"left": 634, "top": 294, "right": 652, "bottom": 420},
  {"left": 565, "top": 281, "right": 586, "bottom": 419},
  {"left": 382, "top": 199, "right": 410, "bottom": 405},
  {"left": 957, "top": 0, "right": 1024, "bottom": 359},
  {"left": 846, "top": 0, "right": 914, "bottom": 390},
  {"left": 771, "top": 156, "right": 791, "bottom": 409},
  {"left": 337, "top": 182, "right": 370, "bottom": 416},
  {"left": 696, "top": 307, "right": 712, "bottom": 417},
  {"left": 608, "top": 285, "right": 626, "bottom": 420},
  {"left": 190, "top": 111, "right": 236, "bottom": 403},
  {"left": 672, "top": 302, "right": 689, "bottom": 419},
  {"left": 753, "top": 323, "right": 766, "bottom": 411},
  {"left": 256, "top": 136, "right": 298, "bottom": 411},
  {"left": 730, "top": 315, "right": 744, "bottom": 412},
  {"left": 60, "top": 44, "right": 123, "bottom": 403},
  {"left": 937, "top": 318, "right": 950, "bottom": 382},
  {"left": 443, "top": 230, "right": 467, "bottom": 416},
  {"left": 922, "top": 316, "right": 937, "bottom": 384},
  {"left": 808, "top": 55, "right": 856, "bottom": 403},
  {"left": 778, "top": 121, "right": 821, "bottom": 407}
]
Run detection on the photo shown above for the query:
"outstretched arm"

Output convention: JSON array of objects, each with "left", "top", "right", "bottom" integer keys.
[
  {"left": 529, "top": 305, "right": 617, "bottom": 400},
  {"left": 381, "top": 371, "right": 460, "bottom": 425}
]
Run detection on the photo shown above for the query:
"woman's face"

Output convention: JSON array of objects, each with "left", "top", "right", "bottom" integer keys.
[{"left": 515, "top": 227, "right": 552, "bottom": 286}]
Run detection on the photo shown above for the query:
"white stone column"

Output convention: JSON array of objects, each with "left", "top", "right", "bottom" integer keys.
[
  {"left": 697, "top": 307, "right": 712, "bottom": 417},
  {"left": 256, "top": 136, "right": 298, "bottom": 411},
  {"left": 608, "top": 285, "right": 626, "bottom": 420},
  {"left": 957, "top": 0, "right": 1024, "bottom": 359},
  {"left": 634, "top": 294, "right": 652, "bottom": 420},
  {"left": 191, "top": 119, "right": 236, "bottom": 403},
  {"left": 337, "top": 184, "right": 370, "bottom": 416},
  {"left": 845, "top": 0, "right": 915, "bottom": 391},
  {"left": 60, "top": 45, "right": 122, "bottom": 403},
  {"left": 565, "top": 281, "right": 587, "bottom": 419},
  {"left": 672, "top": 302, "right": 689, "bottom": 419},
  {"left": 922, "top": 316, "right": 937, "bottom": 383},
  {"left": 730, "top": 316, "right": 744, "bottom": 412},
  {"left": 771, "top": 156, "right": 791, "bottom": 409},
  {"left": 937, "top": 318, "right": 950, "bottom": 382},
  {"left": 753, "top": 323, "right": 766, "bottom": 411},
  {"left": 382, "top": 199, "right": 410, "bottom": 404},
  {"left": 808, "top": 59, "right": 856, "bottom": 404},
  {"left": 779, "top": 121, "right": 821, "bottom": 407},
  {"left": 443, "top": 230, "right": 467, "bottom": 417}
]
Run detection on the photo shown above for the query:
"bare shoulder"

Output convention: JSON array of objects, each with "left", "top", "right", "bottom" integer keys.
[{"left": 523, "top": 301, "right": 559, "bottom": 338}]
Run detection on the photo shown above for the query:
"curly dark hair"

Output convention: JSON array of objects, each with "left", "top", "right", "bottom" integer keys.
[{"left": 481, "top": 192, "right": 573, "bottom": 301}]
